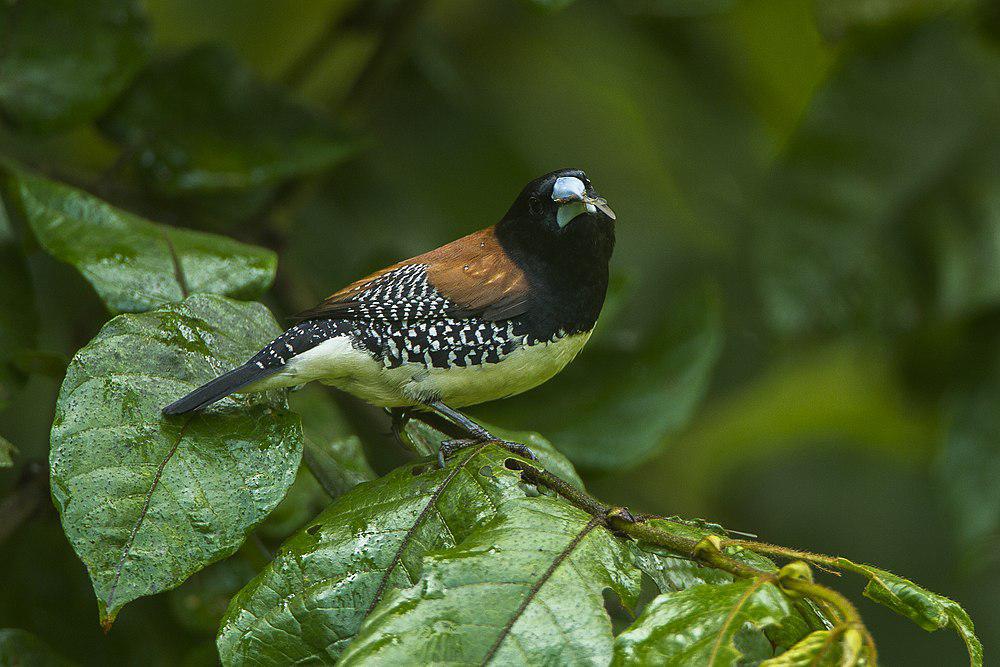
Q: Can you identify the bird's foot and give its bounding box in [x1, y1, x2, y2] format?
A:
[437, 435, 537, 468]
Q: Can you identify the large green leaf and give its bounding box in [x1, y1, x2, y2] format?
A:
[479, 285, 722, 470]
[217, 440, 582, 665]
[831, 558, 983, 666]
[4, 169, 276, 313]
[0, 0, 150, 131]
[340, 495, 642, 665]
[0, 629, 74, 667]
[0, 196, 36, 405]
[760, 630, 850, 666]
[753, 20, 1000, 336]
[50, 295, 302, 627]
[612, 579, 797, 666]
[100, 45, 355, 195]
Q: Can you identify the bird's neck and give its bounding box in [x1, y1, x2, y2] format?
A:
[495, 217, 614, 338]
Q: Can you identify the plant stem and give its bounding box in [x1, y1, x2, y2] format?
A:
[508, 456, 877, 664]
[302, 437, 340, 500]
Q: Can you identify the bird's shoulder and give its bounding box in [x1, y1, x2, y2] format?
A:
[293, 226, 530, 322]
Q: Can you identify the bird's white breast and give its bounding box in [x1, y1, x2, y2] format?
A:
[253, 331, 592, 408]
[399, 331, 592, 407]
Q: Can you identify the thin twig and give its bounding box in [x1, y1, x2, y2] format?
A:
[506, 457, 877, 663]
[301, 437, 340, 499]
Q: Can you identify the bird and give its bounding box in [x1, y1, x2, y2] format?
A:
[163, 168, 616, 461]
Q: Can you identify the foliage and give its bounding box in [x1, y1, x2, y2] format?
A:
[0, 0, 150, 131]
[50, 295, 302, 627]
[3, 168, 277, 313]
[0, 0, 996, 665]
[611, 579, 796, 665]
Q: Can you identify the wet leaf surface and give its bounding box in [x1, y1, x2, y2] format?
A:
[217, 441, 581, 665]
[340, 495, 641, 665]
[50, 295, 302, 626]
[4, 169, 276, 313]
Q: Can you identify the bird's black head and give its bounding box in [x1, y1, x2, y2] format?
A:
[503, 168, 616, 234]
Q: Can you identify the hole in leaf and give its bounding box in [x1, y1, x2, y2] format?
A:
[603, 588, 634, 635]
[306, 525, 321, 536]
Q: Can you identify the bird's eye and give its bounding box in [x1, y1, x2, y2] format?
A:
[528, 196, 543, 216]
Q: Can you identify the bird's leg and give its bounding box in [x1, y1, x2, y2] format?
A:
[425, 400, 537, 467]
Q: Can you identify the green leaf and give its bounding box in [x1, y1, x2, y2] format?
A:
[0, 0, 150, 131]
[760, 630, 848, 666]
[612, 579, 796, 666]
[627, 519, 756, 594]
[4, 169, 277, 313]
[288, 388, 376, 500]
[49, 295, 302, 627]
[100, 45, 356, 196]
[0, 434, 15, 468]
[0, 196, 36, 405]
[831, 558, 982, 666]
[0, 628, 74, 667]
[479, 285, 722, 470]
[340, 495, 642, 665]
[402, 418, 585, 489]
[753, 20, 1000, 336]
[217, 444, 579, 665]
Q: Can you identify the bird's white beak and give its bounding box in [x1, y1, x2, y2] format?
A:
[583, 195, 616, 221]
[552, 176, 615, 226]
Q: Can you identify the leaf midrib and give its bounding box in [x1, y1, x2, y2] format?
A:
[481, 515, 603, 666]
[364, 442, 492, 616]
[705, 578, 768, 666]
[104, 416, 192, 621]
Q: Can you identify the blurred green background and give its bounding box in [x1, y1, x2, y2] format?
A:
[1, 0, 998, 664]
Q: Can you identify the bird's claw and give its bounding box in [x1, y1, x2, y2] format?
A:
[436, 436, 537, 468]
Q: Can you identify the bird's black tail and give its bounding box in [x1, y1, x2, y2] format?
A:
[162, 363, 278, 415]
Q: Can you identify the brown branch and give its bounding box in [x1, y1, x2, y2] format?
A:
[506, 457, 877, 664]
